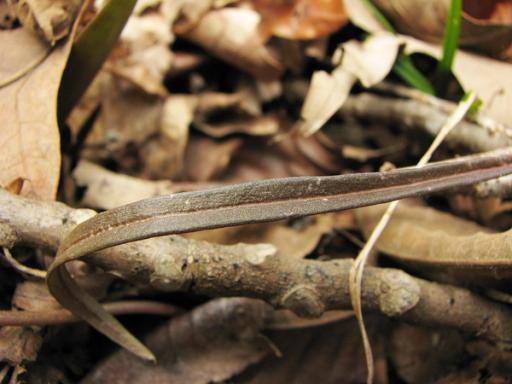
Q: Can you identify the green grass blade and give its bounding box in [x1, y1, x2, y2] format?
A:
[434, 0, 462, 95]
[359, 0, 396, 32]
[393, 54, 435, 95]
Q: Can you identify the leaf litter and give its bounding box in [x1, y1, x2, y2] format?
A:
[1, 0, 512, 382]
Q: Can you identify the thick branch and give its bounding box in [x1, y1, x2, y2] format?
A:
[1, 189, 511, 345]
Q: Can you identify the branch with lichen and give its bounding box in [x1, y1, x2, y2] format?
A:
[1, 188, 511, 346]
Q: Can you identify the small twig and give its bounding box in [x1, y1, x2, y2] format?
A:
[341, 93, 512, 152]
[349, 92, 477, 383]
[2, 247, 47, 279]
[374, 82, 512, 137]
[0, 300, 182, 326]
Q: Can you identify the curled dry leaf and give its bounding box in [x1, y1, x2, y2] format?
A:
[253, 0, 348, 40]
[177, 7, 284, 80]
[297, 32, 400, 136]
[9, 0, 80, 44]
[195, 115, 280, 138]
[372, 0, 512, 56]
[91, 75, 163, 153]
[184, 135, 243, 181]
[139, 95, 196, 179]
[355, 202, 512, 288]
[106, 9, 175, 96]
[0, 10, 82, 199]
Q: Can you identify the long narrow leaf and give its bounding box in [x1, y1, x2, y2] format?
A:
[58, 0, 137, 122]
[47, 148, 512, 360]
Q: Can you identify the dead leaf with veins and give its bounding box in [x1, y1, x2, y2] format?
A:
[0, 14, 81, 199]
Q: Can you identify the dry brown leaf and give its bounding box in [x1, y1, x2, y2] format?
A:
[12, 281, 61, 312]
[81, 298, 272, 384]
[140, 94, 195, 178]
[183, 135, 243, 181]
[187, 211, 353, 259]
[195, 115, 280, 138]
[0, 327, 43, 364]
[389, 324, 464, 383]
[372, 0, 512, 56]
[10, 0, 80, 44]
[297, 68, 355, 136]
[0, 28, 49, 87]
[73, 160, 175, 208]
[297, 32, 399, 136]
[106, 11, 175, 97]
[0, 29, 76, 199]
[355, 202, 512, 287]
[267, 310, 354, 330]
[221, 135, 339, 182]
[177, 7, 284, 80]
[253, 0, 349, 40]
[90, 75, 163, 152]
[236, 316, 388, 384]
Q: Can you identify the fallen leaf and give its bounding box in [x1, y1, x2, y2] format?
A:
[0, 327, 43, 364]
[73, 160, 175, 208]
[195, 115, 280, 138]
[389, 323, 465, 383]
[297, 32, 399, 136]
[12, 281, 61, 312]
[81, 298, 273, 384]
[0, 30, 74, 199]
[236, 316, 388, 384]
[183, 135, 243, 181]
[105, 10, 175, 96]
[254, 0, 349, 40]
[177, 7, 284, 80]
[0, 28, 50, 87]
[355, 202, 512, 288]
[187, 211, 353, 259]
[371, 0, 512, 56]
[139, 95, 196, 178]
